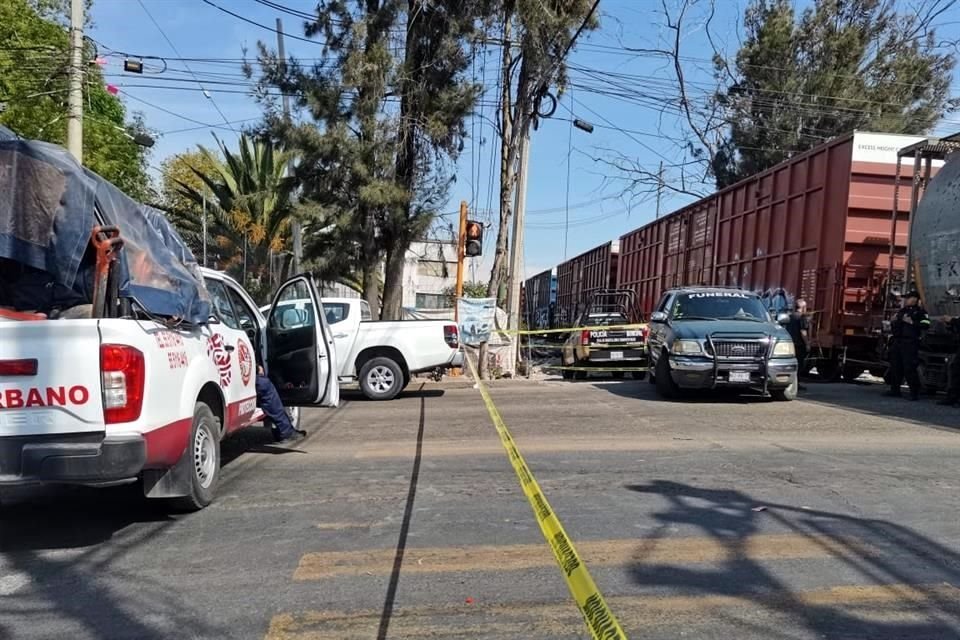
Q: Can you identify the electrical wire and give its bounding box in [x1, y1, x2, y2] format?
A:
[200, 0, 326, 46]
[137, 0, 239, 134]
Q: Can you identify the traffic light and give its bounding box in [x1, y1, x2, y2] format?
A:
[465, 219, 483, 257]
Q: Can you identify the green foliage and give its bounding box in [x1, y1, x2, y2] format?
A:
[713, 0, 957, 188]
[0, 0, 153, 200]
[247, 0, 490, 319]
[442, 281, 488, 306]
[165, 134, 296, 303]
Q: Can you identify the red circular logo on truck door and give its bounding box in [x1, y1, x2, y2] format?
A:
[207, 333, 232, 387]
[237, 340, 253, 386]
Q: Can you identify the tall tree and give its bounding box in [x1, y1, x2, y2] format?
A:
[378, 1, 486, 319]
[713, 0, 957, 187]
[247, 0, 487, 319]
[0, 0, 154, 200]
[477, 0, 600, 378]
[168, 134, 297, 303]
[602, 0, 957, 198]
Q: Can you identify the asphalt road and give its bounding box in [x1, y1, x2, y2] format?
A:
[2, 377, 960, 640]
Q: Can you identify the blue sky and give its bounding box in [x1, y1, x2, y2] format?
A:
[90, 0, 960, 282]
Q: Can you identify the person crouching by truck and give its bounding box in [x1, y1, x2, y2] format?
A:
[885, 290, 931, 401]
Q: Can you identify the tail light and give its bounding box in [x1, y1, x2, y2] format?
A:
[444, 325, 459, 348]
[641, 326, 649, 342]
[100, 344, 145, 424]
[581, 330, 591, 346]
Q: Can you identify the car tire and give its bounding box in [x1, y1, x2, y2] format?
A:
[612, 371, 625, 379]
[632, 370, 647, 381]
[771, 376, 798, 401]
[561, 369, 574, 380]
[655, 352, 678, 399]
[359, 356, 405, 401]
[171, 402, 221, 512]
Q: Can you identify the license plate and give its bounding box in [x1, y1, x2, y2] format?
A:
[729, 371, 751, 383]
[610, 351, 623, 360]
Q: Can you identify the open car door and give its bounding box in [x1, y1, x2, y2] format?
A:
[265, 275, 339, 407]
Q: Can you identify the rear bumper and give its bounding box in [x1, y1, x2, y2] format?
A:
[415, 350, 464, 373]
[0, 433, 146, 486]
[668, 356, 797, 389]
[585, 347, 647, 364]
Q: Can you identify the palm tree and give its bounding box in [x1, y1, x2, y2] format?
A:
[171, 133, 297, 302]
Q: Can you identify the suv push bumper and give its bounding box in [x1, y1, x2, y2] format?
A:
[669, 356, 797, 389]
[0, 434, 146, 486]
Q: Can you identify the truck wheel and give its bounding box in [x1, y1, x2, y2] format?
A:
[772, 376, 798, 401]
[573, 361, 588, 380]
[655, 353, 678, 399]
[359, 357, 405, 401]
[171, 402, 221, 511]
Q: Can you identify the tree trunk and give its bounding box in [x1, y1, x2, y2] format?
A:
[380, 0, 419, 321]
[362, 259, 381, 320]
[380, 241, 408, 320]
[479, 14, 515, 381]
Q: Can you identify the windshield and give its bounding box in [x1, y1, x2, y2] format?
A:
[672, 292, 770, 321]
[583, 312, 628, 326]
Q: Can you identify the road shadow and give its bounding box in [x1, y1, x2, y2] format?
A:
[339, 388, 446, 401]
[0, 487, 225, 639]
[799, 383, 960, 433]
[0, 483, 172, 551]
[593, 380, 771, 404]
[377, 392, 427, 639]
[625, 480, 960, 639]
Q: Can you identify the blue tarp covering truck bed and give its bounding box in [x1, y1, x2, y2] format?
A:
[0, 125, 211, 324]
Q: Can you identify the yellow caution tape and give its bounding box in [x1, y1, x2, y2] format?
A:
[465, 356, 629, 640]
[507, 323, 648, 336]
[543, 366, 649, 372]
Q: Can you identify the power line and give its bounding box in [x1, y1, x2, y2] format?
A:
[137, 0, 238, 134]
[200, 0, 327, 46]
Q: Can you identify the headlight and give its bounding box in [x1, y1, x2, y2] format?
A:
[672, 339, 703, 355]
[773, 340, 795, 357]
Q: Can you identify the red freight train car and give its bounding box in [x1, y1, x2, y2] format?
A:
[555, 241, 619, 328]
[617, 131, 933, 378]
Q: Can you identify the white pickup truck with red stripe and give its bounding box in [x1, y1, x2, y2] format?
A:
[0, 270, 338, 510]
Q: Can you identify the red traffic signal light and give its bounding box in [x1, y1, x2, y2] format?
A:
[465, 220, 483, 257]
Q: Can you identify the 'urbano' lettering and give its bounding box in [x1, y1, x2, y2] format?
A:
[0, 386, 90, 409]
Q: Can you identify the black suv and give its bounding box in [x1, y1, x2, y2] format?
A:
[647, 287, 799, 401]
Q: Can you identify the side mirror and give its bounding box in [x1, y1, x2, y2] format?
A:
[651, 311, 668, 323]
[776, 312, 790, 325]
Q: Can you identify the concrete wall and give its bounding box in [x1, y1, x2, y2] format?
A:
[402, 240, 458, 309]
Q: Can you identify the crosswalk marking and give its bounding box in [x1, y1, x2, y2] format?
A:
[264, 583, 960, 640]
[292, 533, 873, 581]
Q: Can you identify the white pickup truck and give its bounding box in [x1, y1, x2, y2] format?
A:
[0, 269, 339, 510]
[260, 298, 462, 400]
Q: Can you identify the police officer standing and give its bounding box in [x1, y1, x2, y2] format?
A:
[885, 290, 931, 400]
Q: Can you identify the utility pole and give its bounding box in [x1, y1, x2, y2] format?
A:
[655, 160, 664, 219]
[451, 200, 468, 378]
[276, 18, 302, 274]
[454, 200, 468, 322]
[202, 191, 208, 267]
[67, 0, 84, 162]
[505, 132, 530, 377]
